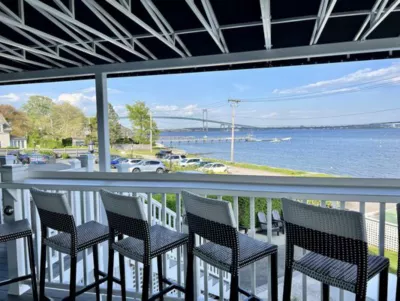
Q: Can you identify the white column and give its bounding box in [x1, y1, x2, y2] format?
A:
[0, 165, 30, 295]
[95, 72, 110, 172]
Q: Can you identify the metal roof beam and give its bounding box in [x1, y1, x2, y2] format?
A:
[141, 0, 189, 57]
[201, 0, 228, 52]
[60, 46, 94, 66]
[0, 63, 22, 72]
[0, 34, 81, 66]
[260, 0, 272, 49]
[0, 50, 52, 68]
[360, 0, 400, 40]
[106, 0, 185, 57]
[311, 0, 337, 45]
[1, 37, 400, 84]
[25, 0, 148, 61]
[186, 0, 227, 53]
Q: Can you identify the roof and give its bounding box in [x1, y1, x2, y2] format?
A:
[0, 0, 399, 84]
[0, 113, 10, 128]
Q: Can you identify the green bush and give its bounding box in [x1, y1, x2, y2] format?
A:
[61, 153, 70, 159]
[38, 150, 55, 157]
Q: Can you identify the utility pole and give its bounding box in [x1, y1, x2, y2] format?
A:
[149, 111, 153, 154]
[228, 99, 240, 162]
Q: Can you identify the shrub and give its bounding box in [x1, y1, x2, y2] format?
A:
[61, 153, 70, 159]
[38, 150, 55, 157]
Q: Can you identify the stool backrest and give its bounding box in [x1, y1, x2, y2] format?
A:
[30, 188, 76, 234]
[182, 191, 237, 249]
[100, 189, 149, 240]
[282, 198, 367, 265]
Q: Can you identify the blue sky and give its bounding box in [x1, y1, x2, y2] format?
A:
[1, 58, 400, 129]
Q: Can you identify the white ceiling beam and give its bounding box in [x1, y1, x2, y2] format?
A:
[201, 0, 229, 52]
[375, 0, 389, 21]
[106, 0, 186, 57]
[2, 37, 400, 84]
[0, 13, 114, 63]
[186, 0, 226, 53]
[311, 0, 337, 44]
[133, 38, 157, 60]
[54, 0, 74, 17]
[25, 0, 148, 60]
[60, 46, 94, 66]
[142, 0, 190, 57]
[0, 63, 23, 72]
[353, 0, 383, 40]
[118, 0, 130, 10]
[141, 0, 174, 44]
[82, 0, 133, 50]
[0, 51, 52, 68]
[0, 41, 24, 59]
[360, 0, 400, 40]
[0, 68, 12, 73]
[260, 0, 272, 49]
[0, 35, 81, 66]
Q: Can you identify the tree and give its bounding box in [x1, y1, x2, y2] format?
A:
[126, 101, 159, 144]
[50, 102, 86, 139]
[22, 95, 54, 137]
[0, 105, 30, 137]
[108, 103, 122, 144]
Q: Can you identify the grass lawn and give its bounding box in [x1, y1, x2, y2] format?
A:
[385, 209, 398, 224]
[369, 245, 398, 274]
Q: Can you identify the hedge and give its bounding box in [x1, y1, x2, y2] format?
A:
[152, 194, 282, 229]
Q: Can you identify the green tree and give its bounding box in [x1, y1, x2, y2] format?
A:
[108, 103, 122, 144]
[0, 105, 30, 137]
[126, 101, 159, 144]
[22, 95, 54, 137]
[51, 102, 86, 139]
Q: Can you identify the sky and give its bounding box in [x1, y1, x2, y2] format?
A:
[1, 58, 400, 129]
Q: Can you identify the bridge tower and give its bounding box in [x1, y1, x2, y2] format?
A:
[202, 109, 208, 132]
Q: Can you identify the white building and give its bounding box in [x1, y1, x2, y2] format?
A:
[0, 114, 27, 149]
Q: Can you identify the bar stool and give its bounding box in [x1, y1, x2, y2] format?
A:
[30, 188, 110, 301]
[282, 198, 389, 301]
[182, 191, 278, 301]
[0, 219, 38, 300]
[99, 189, 188, 301]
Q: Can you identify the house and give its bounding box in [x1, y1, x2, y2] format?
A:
[0, 113, 27, 149]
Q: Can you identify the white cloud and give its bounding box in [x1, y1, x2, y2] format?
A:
[274, 63, 400, 95]
[79, 87, 121, 94]
[0, 93, 20, 102]
[261, 112, 278, 118]
[152, 104, 200, 117]
[113, 105, 128, 117]
[57, 93, 95, 106]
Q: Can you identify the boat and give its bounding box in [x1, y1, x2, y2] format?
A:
[270, 138, 281, 143]
[281, 137, 292, 141]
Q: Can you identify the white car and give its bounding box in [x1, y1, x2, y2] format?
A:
[180, 158, 202, 167]
[166, 155, 186, 163]
[123, 159, 143, 165]
[128, 160, 166, 173]
[199, 163, 229, 173]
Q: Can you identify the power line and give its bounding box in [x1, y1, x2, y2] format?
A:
[236, 107, 400, 121]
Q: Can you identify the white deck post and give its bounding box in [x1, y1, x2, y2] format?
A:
[0, 165, 30, 295]
[95, 72, 111, 172]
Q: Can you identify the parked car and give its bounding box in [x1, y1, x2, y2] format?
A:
[199, 163, 228, 173]
[110, 157, 127, 169]
[21, 153, 50, 164]
[95, 155, 118, 164]
[123, 158, 143, 165]
[156, 150, 172, 159]
[166, 155, 187, 163]
[198, 161, 212, 167]
[129, 160, 166, 173]
[180, 158, 202, 167]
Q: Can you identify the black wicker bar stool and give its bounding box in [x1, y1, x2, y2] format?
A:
[282, 198, 389, 301]
[0, 219, 38, 300]
[30, 188, 110, 301]
[182, 191, 278, 301]
[99, 189, 188, 301]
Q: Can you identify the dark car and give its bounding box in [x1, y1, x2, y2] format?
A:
[19, 153, 50, 165]
[156, 150, 172, 159]
[111, 157, 126, 169]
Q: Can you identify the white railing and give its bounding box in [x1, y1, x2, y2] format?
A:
[1, 167, 400, 300]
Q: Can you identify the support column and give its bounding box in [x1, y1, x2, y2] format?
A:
[95, 72, 110, 172]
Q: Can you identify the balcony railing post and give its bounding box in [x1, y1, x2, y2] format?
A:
[0, 165, 30, 295]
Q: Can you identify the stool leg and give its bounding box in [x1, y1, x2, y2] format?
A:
[39, 244, 46, 300]
[322, 283, 329, 301]
[185, 252, 194, 301]
[119, 253, 126, 301]
[282, 266, 293, 301]
[142, 264, 150, 301]
[93, 245, 100, 301]
[229, 273, 239, 301]
[157, 255, 164, 301]
[107, 247, 114, 301]
[27, 235, 38, 301]
[270, 252, 278, 301]
[69, 256, 77, 301]
[378, 266, 388, 301]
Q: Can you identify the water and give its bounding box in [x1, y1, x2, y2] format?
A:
[160, 128, 400, 178]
